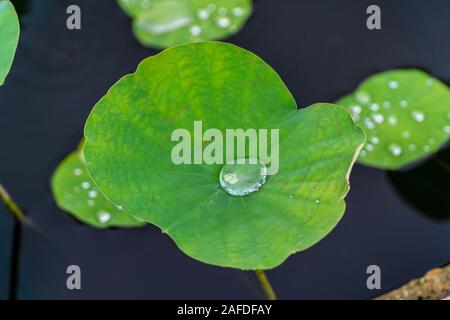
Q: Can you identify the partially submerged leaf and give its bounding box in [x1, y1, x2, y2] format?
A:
[84, 42, 365, 269]
[118, 0, 253, 48]
[51, 148, 145, 229]
[0, 0, 20, 85]
[337, 69, 450, 170]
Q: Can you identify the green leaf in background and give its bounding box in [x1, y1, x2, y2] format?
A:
[83, 42, 365, 269]
[118, 0, 252, 48]
[51, 147, 145, 229]
[0, 0, 20, 85]
[337, 69, 450, 170]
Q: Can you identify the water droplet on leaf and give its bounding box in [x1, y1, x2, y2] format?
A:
[97, 211, 111, 224]
[219, 158, 267, 197]
[411, 111, 425, 122]
[198, 9, 209, 20]
[388, 143, 402, 157]
[388, 80, 399, 89]
[364, 118, 375, 129]
[88, 190, 98, 198]
[372, 114, 384, 124]
[190, 25, 202, 36]
[370, 103, 380, 111]
[399, 100, 408, 108]
[387, 116, 398, 126]
[217, 17, 231, 28]
[233, 7, 244, 16]
[402, 131, 410, 139]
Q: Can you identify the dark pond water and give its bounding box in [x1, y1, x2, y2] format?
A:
[0, 0, 449, 299]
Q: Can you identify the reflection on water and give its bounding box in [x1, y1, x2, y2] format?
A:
[388, 147, 450, 221]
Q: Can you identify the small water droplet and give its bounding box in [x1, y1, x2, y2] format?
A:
[356, 91, 370, 104]
[388, 80, 399, 89]
[315, 199, 320, 204]
[81, 182, 90, 190]
[370, 103, 380, 111]
[88, 190, 98, 198]
[408, 144, 416, 151]
[364, 118, 375, 129]
[383, 101, 391, 109]
[444, 125, 450, 133]
[399, 100, 408, 108]
[73, 168, 83, 176]
[351, 105, 362, 114]
[411, 111, 425, 122]
[97, 211, 111, 224]
[388, 143, 402, 157]
[198, 9, 209, 20]
[428, 138, 435, 145]
[218, 7, 228, 15]
[366, 143, 374, 151]
[217, 17, 231, 28]
[190, 25, 202, 36]
[233, 7, 244, 16]
[372, 113, 384, 124]
[387, 116, 398, 126]
[73, 187, 81, 193]
[116, 205, 124, 211]
[370, 136, 380, 144]
[426, 78, 434, 86]
[423, 145, 430, 152]
[88, 199, 95, 207]
[360, 150, 367, 158]
[402, 131, 410, 139]
[219, 158, 267, 197]
[139, 0, 151, 9]
[289, 195, 294, 199]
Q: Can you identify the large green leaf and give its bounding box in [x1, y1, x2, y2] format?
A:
[337, 69, 450, 170]
[118, 0, 252, 48]
[51, 147, 145, 229]
[83, 42, 365, 269]
[0, 0, 20, 85]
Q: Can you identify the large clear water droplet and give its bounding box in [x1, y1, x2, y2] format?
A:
[219, 158, 267, 197]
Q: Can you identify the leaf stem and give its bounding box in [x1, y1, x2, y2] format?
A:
[0, 183, 25, 300]
[0, 183, 26, 221]
[255, 270, 277, 300]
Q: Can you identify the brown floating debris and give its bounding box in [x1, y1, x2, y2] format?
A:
[376, 264, 450, 300]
